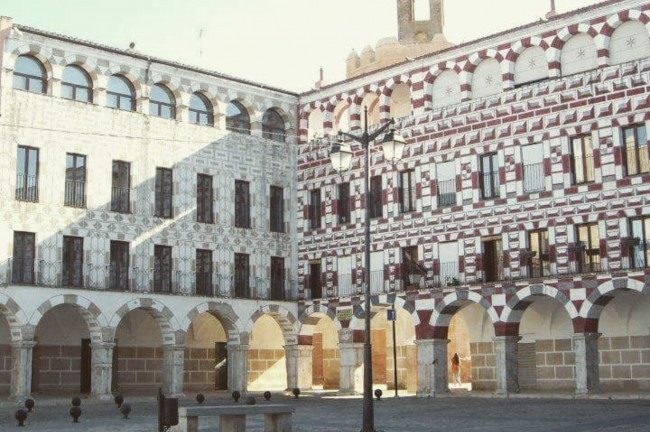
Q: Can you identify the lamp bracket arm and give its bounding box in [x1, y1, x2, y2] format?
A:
[368, 118, 395, 143]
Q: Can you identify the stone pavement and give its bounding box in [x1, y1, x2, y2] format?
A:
[3, 392, 650, 431]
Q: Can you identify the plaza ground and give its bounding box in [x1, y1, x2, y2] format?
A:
[3, 391, 650, 431]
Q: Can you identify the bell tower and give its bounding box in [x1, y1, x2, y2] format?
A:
[396, 0, 445, 44]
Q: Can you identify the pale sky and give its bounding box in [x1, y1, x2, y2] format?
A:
[0, 0, 605, 92]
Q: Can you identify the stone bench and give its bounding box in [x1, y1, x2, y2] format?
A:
[170, 404, 295, 432]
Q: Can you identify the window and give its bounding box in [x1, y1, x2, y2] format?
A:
[629, 218, 650, 269]
[436, 162, 456, 208]
[149, 84, 175, 119]
[197, 174, 214, 223]
[189, 92, 213, 126]
[482, 237, 503, 283]
[154, 245, 172, 293]
[234, 253, 250, 298]
[270, 186, 284, 233]
[13, 55, 46, 93]
[271, 257, 285, 300]
[16, 146, 39, 202]
[308, 261, 322, 299]
[65, 153, 86, 207]
[480, 153, 500, 199]
[106, 75, 135, 111]
[438, 242, 459, 286]
[622, 124, 649, 176]
[399, 169, 416, 213]
[575, 223, 600, 273]
[196, 249, 213, 296]
[309, 189, 321, 229]
[62, 236, 83, 287]
[402, 246, 425, 289]
[61, 65, 92, 103]
[526, 230, 550, 278]
[522, 143, 545, 193]
[262, 109, 285, 142]
[226, 101, 250, 134]
[12, 231, 35, 284]
[235, 180, 251, 228]
[111, 161, 130, 213]
[338, 182, 351, 225]
[155, 168, 173, 218]
[369, 175, 383, 218]
[570, 135, 595, 185]
[109, 240, 129, 291]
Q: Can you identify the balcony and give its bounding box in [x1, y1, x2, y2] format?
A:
[15, 174, 38, 202]
[0, 259, 298, 301]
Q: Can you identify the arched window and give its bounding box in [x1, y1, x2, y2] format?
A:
[189, 92, 213, 126]
[262, 109, 285, 143]
[61, 65, 92, 102]
[106, 75, 135, 111]
[226, 101, 250, 135]
[149, 84, 175, 119]
[13, 55, 47, 94]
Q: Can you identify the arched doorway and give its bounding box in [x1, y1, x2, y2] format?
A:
[370, 305, 416, 394]
[518, 295, 574, 391]
[184, 312, 228, 392]
[248, 314, 287, 391]
[309, 313, 339, 391]
[598, 290, 650, 391]
[114, 308, 163, 395]
[32, 304, 91, 395]
[448, 303, 495, 390]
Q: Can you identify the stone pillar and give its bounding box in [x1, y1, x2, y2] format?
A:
[285, 344, 312, 391]
[573, 333, 601, 394]
[493, 336, 521, 394]
[227, 344, 249, 392]
[162, 344, 185, 397]
[415, 338, 450, 396]
[338, 342, 364, 395]
[90, 342, 114, 400]
[10, 340, 35, 399]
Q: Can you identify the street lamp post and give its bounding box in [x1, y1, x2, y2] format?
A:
[329, 107, 405, 432]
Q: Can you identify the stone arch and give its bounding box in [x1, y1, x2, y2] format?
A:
[510, 43, 551, 86]
[148, 75, 182, 113]
[429, 68, 462, 110]
[429, 291, 499, 337]
[109, 298, 183, 345]
[469, 56, 504, 99]
[0, 293, 28, 342]
[265, 105, 296, 132]
[501, 284, 578, 335]
[31, 294, 107, 343]
[607, 17, 650, 65]
[579, 278, 649, 326]
[386, 80, 413, 120]
[298, 303, 341, 341]
[107, 64, 144, 101]
[555, 24, 600, 76]
[182, 301, 244, 344]
[348, 295, 415, 333]
[188, 85, 219, 118]
[9, 45, 55, 88]
[246, 304, 298, 345]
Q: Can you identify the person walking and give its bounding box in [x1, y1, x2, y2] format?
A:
[451, 352, 461, 386]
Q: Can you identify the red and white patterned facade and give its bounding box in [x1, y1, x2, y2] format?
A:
[296, 0, 650, 395]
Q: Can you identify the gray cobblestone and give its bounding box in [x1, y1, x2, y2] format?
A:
[3, 393, 650, 431]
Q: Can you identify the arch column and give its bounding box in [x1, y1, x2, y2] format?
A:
[416, 338, 449, 396]
[162, 344, 185, 397]
[573, 332, 601, 394]
[493, 335, 521, 394]
[284, 344, 312, 391]
[338, 341, 363, 395]
[227, 344, 249, 392]
[91, 342, 114, 400]
[10, 340, 36, 399]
